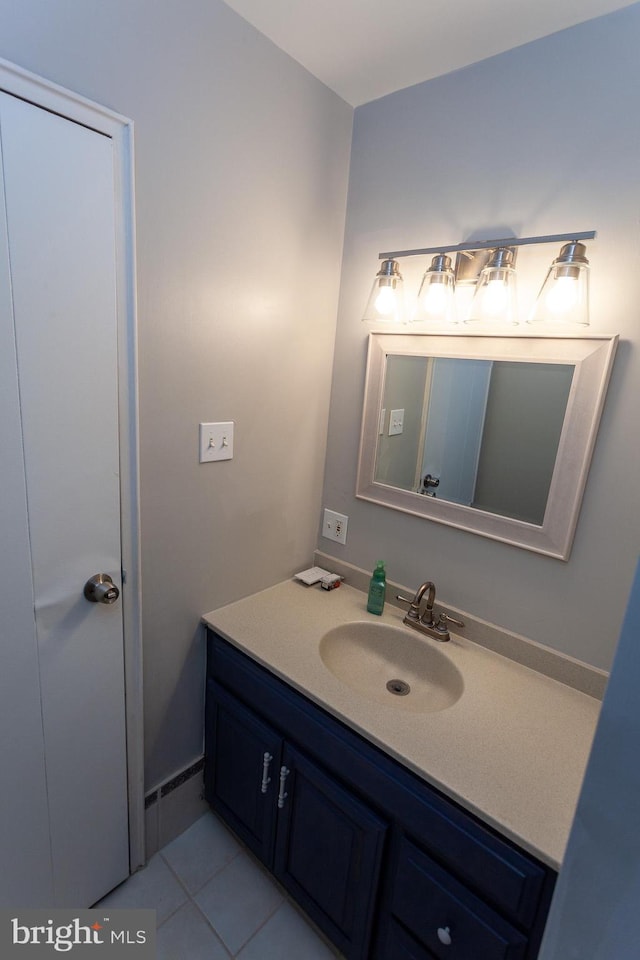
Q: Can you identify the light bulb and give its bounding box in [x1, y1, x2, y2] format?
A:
[362, 258, 405, 323]
[545, 276, 579, 315]
[528, 242, 590, 327]
[467, 247, 517, 325]
[422, 282, 449, 316]
[374, 284, 397, 316]
[480, 279, 509, 317]
[415, 254, 455, 324]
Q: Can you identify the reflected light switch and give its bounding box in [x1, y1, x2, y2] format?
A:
[389, 409, 404, 436]
[199, 422, 234, 462]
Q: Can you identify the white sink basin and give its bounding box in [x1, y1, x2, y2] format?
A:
[319, 620, 463, 713]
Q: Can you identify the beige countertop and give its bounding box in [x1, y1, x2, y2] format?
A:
[203, 579, 601, 871]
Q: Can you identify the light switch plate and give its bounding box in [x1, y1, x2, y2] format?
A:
[389, 408, 404, 436]
[199, 422, 234, 462]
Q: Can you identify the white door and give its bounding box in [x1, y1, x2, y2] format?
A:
[0, 91, 130, 907]
[420, 358, 492, 505]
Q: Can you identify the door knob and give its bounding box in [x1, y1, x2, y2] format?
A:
[84, 574, 120, 604]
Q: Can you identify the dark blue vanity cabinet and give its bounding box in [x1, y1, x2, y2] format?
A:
[205, 645, 386, 958]
[205, 631, 556, 960]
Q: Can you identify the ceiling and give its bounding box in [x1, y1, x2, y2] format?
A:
[223, 0, 637, 106]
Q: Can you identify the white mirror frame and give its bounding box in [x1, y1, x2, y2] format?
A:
[357, 333, 618, 560]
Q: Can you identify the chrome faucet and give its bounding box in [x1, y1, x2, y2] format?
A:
[396, 580, 464, 642]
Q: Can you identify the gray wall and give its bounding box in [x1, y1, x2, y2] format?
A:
[321, 4, 640, 671]
[538, 557, 640, 959]
[0, 0, 352, 788]
[473, 362, 574, 524]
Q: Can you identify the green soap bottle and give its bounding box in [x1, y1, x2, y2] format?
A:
[367, 560, 386, 615]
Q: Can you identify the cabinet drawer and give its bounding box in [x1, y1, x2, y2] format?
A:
[392, 837, 528, 960]
[401, 789, 545, 928]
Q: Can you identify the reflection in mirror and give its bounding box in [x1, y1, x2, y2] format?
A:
[375, 357, 574, 526]
[358, 333, 618, 559]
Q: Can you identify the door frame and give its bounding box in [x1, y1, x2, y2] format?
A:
[0, 56, 144, 873]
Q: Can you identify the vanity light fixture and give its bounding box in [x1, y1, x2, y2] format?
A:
[362, 257, 405, 323]
[363, 230, 595, 327]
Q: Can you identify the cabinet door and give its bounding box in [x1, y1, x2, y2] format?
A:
[274, 744, 387, 960]
[205, 681, 281, 864]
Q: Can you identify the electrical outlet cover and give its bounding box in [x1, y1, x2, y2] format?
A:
[323, 508, 348, 545]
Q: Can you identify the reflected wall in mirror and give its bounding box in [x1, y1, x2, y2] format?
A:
[358, 333, 618, 559]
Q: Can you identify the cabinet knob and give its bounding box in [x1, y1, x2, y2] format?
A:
[437, 926, 452, 946]
[260, 752, 273, 794]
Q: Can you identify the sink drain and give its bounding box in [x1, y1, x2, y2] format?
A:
[386, 678, 411, 697]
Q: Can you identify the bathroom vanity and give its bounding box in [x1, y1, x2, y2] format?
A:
[202, 580, 601, 959]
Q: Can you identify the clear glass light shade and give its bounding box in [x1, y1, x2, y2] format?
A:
[528, 242, 590, 326]
[467, 247, 517, 325]
[362, 258, 405, 323]
[414, 254, 456, 324]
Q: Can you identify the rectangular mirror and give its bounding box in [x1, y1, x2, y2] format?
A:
[357, 333, 618, 559]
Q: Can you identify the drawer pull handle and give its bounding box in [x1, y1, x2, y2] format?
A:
[260, 752, 273, 794]
[437, 926, 452, 946]
[277, 765, 290, 809]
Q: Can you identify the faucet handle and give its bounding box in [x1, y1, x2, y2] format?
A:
[436, 612, 465, 630]
[396, 594, 420, 619]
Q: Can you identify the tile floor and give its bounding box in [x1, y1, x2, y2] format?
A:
[97, 810, 342, 959]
